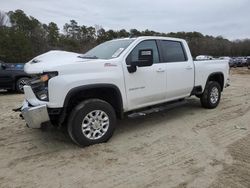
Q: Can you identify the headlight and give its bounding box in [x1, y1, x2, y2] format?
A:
[40, 72, 58, 82]
[40, 74, 49, 82]
[30, 72, 58, 101]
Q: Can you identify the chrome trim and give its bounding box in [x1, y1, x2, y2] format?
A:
[210, 87, 219, 104]
[81, 110, 110, 140]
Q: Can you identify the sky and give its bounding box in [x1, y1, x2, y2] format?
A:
[0, 0, 249, 40]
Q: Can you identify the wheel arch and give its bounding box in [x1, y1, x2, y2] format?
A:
[206, 72, 224, 91]
[62, 84, 124, 122]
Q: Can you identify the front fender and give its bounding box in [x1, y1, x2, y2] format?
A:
[47, 73, 127, 109]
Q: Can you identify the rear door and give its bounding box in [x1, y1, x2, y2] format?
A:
[159, 40, 194, 100]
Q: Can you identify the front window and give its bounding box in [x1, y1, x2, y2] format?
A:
[127, 40, 160, 64]
[80, 39, 135, 60]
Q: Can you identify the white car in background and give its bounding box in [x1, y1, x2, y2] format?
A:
[196, 55, 214, 61]
[219, 57, 233, 66]
[219, 57, 231, 60]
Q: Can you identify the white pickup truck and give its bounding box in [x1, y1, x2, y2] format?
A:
[20, 36, 230, 147]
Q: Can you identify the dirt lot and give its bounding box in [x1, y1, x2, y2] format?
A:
[0, 68, 250, 188]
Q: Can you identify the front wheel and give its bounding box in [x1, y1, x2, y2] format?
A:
[67, 99, 116, 147]
[200, 81, 221, 109]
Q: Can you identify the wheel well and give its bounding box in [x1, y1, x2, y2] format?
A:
[207, 73, 224, 91]
[63, 85, 123, 122]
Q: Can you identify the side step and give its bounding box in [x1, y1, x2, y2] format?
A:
[128, 99, 187, 118]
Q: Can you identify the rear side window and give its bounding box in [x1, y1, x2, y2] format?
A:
[160, 40, 187, 62]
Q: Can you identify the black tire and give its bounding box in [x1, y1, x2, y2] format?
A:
[67, 99, 116, 147]
[200, 81, 221, 109]
[16, 77, 29, 93]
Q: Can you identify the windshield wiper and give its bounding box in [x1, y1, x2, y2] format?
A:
[78, 55, 99, 59]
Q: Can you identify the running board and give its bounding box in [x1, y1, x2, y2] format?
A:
[128, 100, 187, 118]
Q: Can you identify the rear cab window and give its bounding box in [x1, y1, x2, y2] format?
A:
[159, 40, 187, 63]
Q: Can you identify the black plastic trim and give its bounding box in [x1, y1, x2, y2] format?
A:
[206, 72, 225, 91]
[191, 85, 203, 95]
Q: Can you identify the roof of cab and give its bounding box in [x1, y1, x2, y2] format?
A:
[111, 36, 186, 42]
[135, 36, 186, 42]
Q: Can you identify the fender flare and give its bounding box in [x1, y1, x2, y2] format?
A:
[58, 84, 124, 124]
[206, 72, 224, 91]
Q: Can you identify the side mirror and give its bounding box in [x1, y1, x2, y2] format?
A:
[132, 49, 153, 67]
[127, 49, 154, 73]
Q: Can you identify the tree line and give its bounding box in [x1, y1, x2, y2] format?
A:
[0, 10, 249, 63]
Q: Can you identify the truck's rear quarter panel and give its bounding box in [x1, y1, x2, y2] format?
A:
[194, 60, 229, 91]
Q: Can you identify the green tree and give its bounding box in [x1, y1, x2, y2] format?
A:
[46, 22, 60, 48]
[63, 20, 80, 39]
[1, 9, 250, 63]
[130, 29, 141, 37]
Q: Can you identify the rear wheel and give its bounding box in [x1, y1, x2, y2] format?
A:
[67, 99, 116, 147]
[200, 81, 221, 109]
[16, 77, 29, 93]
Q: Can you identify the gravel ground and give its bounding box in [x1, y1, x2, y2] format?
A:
[0, 68, 250, 188]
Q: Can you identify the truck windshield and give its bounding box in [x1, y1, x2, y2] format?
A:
[80, 39, 135, 60]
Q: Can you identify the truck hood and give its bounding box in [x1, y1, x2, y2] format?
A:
[24, 50, 97, 74]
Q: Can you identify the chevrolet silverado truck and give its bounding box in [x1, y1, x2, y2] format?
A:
[20, 36, 230, 147]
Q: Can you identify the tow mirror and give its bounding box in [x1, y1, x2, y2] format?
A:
[127, 49, 153, 73]
[132, 49, 153, 67]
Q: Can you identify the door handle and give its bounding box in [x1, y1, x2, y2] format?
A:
[185, 66, 193, 70]
[156, 68, 165, 73]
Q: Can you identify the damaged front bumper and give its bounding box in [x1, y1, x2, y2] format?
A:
[20, 85, 50, 128]
[21, 100, 50, 128]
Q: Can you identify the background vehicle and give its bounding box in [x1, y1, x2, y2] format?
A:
[0, 62, 30, 93]
[195, 55, 213, 61]
[230, 57, 236, 67]
[247, 57, 250, 69]
[232, 57, 247, 67]
[19, 36, 230, 147]
[219, 57, 234, 67]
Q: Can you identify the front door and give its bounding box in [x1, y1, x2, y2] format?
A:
[123, 40, 167, 110]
